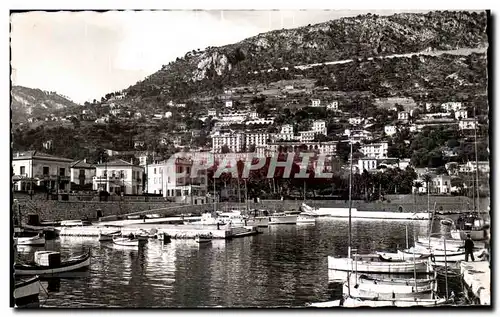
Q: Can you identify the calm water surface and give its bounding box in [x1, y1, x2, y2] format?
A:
[17, 219, 452, 308]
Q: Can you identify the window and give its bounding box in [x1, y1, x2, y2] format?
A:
[20, 166, 25, 175]
[154, 168, 157, 174]
[79, 169, 85, 177]
[120, 170, 124, 178]
[43, 166, 49, 175]
[59, 168, 65, 176]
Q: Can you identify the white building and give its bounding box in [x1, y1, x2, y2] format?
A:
[146, 164, 164, 195]
[384, 125, 398, 136]
[211, 131, 245, 153]
[249, 111, 259, 119]
[245, 132, 269, 147]
[92, 159, 144, 195]
[299, 131, 315, 142]
[165, 111, 173, 118]
[345, 129, 373, 143]
[398, 111, 410, 121]
[459, 118, 477, 130]
[207, 109, 217, 117]
[459, 161, 490, 174]
[360, 142, 389, 159]
[267, 141, 337, 155]
[349, 117, 363, 126]
[326, 101, 339, 111]
[311, 99, 321, 107]
[246, 118, 274, 125]
[312, 120, 327, 135]
[12, 151, 72, 193]
[455, 109, 468, 120]
[441, 102, 462, 112]
[281, 124, 294, 135]
[225, 100, 233, 108]
[358, 158, 378, 173]
[70, 159, 95, 188]
[149, 158, 207, 204]
[413, 174, 451, 194]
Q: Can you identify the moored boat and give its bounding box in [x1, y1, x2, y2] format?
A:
[297, 214, 316, 224]
[308, 296, 448, 307]
[357, 274, 436, 288]
[195, 233, 213, 243]
[14, 275, 40, 308]
[246, 216, 270, 227]
[269, 213, 297, 225]
[343, 278, 435, 300]
[113, 236, 140, 247]
[98, 230, 120, 242]
[328, 255, 431, 282]
[15, 232, 46, 246]
[15, 250, 91, 276]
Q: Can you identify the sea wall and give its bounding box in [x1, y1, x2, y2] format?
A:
[12, 191, 489, 223]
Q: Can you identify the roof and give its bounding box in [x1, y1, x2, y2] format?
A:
[71, 159, 95, 169]
[95, 159, 138, 167]
[13, 151, 73, 162]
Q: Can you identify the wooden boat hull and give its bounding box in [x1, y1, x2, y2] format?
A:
[357, 274, 436, 288]
[269, 215, 297, 225]
[15, 235, 46, 246]
[309, 297, 448, 307]
[15, 252, 91, 276]
[246, 217, 269, 227]
[14, 276, 40, 308]
[297, 215, 316, 224]
[328, 256, 431, 274]
[343, 283, 434, 300]
[450, 229, 485, 241]
[113, 238, 140, 247]
[195, 237, 212, 243]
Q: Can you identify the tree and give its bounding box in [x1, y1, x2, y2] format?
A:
[221, 145, 230, 154]
[422, 174, 433, 214]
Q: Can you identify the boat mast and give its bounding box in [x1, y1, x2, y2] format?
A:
[213, 174, 216, 214]
[348, 138, 353, 259]
[473, 107, 480, 215]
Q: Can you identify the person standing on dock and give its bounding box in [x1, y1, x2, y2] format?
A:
[464, 234, 475, 262]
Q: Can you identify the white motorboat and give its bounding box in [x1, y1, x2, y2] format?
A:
[113, 237, 140, 247]
[15, 232, 46, 246]
[246, 216, 270, 227]
[15, 250, 91, 276]
[269, 213, 297, 225]
[14, 275, 40, 308]
[296, 214, 316, 224]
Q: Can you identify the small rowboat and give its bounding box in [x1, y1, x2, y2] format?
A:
[98, 230, 120, 242]
[195, 234, 213, 243]
[14, 275, 40, 308]
[15, 250, 91, 276]
[113, 237, 140, 247]
[15, 232, 46, 246]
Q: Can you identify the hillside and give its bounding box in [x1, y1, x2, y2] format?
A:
[11, 86, 81, 123]
[125, 11, 488, 104]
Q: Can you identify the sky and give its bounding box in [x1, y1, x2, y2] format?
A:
[10, 9, 431, 104]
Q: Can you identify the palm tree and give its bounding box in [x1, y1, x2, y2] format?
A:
[422, 173, 433, 218]
[413, 181, 423, 213]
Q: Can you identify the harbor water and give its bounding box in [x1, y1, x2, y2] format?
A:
[16, 218, 464, 308]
